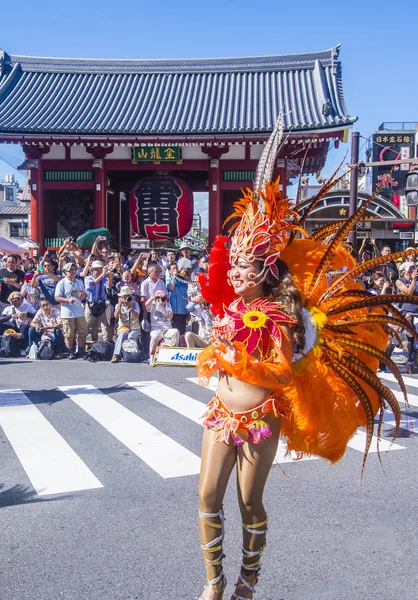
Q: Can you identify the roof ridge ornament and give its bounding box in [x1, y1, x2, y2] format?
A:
[0, 50, 12, 78]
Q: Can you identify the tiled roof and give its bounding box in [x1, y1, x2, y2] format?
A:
[0, 204, 29, 215]
[0, 46, 355, 136]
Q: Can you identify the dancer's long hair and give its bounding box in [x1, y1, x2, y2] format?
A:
[263, 259, 305, 352]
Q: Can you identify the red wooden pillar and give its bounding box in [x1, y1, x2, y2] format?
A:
[29, 162, 40, 247]
[208, 157, 222, 246]
[24, 145, 47, 253]
[87, 146, 113, 230]
[93, 159, 107, 229]
[203, 146, 229, 246]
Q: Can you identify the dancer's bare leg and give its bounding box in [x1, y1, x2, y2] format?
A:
[198, 428, 237, 599]
[232, 415, 281, 599]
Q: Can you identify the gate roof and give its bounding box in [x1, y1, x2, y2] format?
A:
[0, 46, 355, 137]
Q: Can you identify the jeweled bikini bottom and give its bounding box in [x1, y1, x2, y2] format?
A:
[201, 392, 283, 446]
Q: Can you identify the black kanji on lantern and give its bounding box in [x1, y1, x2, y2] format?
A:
[134, 177, 182, 238]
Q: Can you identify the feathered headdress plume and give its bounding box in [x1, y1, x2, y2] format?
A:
[225, 114, 303, 283]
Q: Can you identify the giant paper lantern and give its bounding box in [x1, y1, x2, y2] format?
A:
[130, 175, 194, 240]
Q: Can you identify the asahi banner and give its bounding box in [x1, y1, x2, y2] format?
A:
[152, 346, 203, 366]
[130, 175, 193, 240]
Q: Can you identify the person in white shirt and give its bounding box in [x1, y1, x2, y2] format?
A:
[54, 262, 87, 359]
[145, 291, 179, 363]
[28, 299, 64, 357]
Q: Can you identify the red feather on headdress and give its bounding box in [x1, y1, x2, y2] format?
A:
[198, 236, 237, 318]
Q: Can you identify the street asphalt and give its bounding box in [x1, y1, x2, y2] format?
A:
[0, 358, 417, 600]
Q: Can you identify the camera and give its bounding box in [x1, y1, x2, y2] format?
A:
[160, 297, 167, 303]
[112, 268, 118, 274]
[125, 295, 132, 302]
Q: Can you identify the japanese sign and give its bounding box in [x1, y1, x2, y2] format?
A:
[130, 175, 193, 240]
[372, 131, 415, 197]
[132, 146, 182, 164]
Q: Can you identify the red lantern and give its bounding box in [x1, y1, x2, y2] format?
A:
[130, 175, 194, 240]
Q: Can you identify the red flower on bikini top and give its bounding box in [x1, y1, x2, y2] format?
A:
[213, 297, 295, 359]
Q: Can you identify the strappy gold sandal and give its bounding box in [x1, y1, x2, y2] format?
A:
[198, 508, 227, 600]
[230, 518, 268, 599]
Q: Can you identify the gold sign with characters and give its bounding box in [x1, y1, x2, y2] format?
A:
[132, 146, 182, 164]
[375, 135, 412, 144]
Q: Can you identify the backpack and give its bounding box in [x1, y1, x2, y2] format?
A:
[85, 340, 115, 362]
[37, 339, 54, 360]
[121, 339, 145, 363]
[0, 334, 20, 358]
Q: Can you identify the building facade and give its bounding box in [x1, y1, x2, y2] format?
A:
[0, 46, 356, 252]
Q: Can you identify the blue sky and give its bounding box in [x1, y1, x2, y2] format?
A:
[1, 0, 417, 225]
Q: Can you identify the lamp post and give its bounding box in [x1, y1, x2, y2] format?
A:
[348, 132, 360, 249]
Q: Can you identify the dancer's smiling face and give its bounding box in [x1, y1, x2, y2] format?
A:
[229, 259, 265, 301]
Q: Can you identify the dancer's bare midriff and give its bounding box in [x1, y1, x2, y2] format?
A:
[217, 373, 272, 413]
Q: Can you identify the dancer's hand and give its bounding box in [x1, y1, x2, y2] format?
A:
[214, 336, 237, 364]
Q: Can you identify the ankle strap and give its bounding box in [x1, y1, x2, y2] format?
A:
[242, 518, 268, 534]
[199, 508, 225, 569]
[237, 573, 256, 593]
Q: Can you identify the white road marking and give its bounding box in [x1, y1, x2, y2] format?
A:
[187, 376, 218, 392]
[60, 385, 200, 479]
[132, 381, 317, 463]
[0, 389, 103, 496]
[274, 440, 318, 463]
[127, 381, 204, 424]
[379, 373, 418, 407]
[347, 430, 406, 453]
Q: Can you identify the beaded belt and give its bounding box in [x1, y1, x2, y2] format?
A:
[201, 392, 283, 446]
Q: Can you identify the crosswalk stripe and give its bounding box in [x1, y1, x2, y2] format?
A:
[347, 430, 406, 453]
[187, 376, 218, 392]
[59, 384, 200, 479]
[379, 374, 418, 407]
[0, 389, 103, 496]
[131, 381, 317, 463]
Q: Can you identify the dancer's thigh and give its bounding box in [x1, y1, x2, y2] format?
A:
[199, 428, 237, 512]
[236, 415, 281, 516]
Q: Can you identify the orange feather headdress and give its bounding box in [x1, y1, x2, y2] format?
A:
[224, 115, 303, 282]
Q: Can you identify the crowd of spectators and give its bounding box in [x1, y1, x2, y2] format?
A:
[2, 237, 418, 367]
[357, 239, 418, 367]
[0, 239, 213, 363]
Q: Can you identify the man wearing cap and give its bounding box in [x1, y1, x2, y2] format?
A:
[84, 261, 113, 343]
[396, 262, 418, 308]
[54, 263, 88, 359]
[0, 292, 36, 351]
[111, 286, 141, 363]
[177, 242, 196, 272]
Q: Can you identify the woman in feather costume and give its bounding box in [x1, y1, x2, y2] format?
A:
[195, 115, 418, 600]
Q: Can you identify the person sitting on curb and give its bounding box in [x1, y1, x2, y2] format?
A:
[145, 290, 179, 364]
[111, 286, 141, 363]
[0, 291, 36, 353]
[28, 299, 64, 358]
